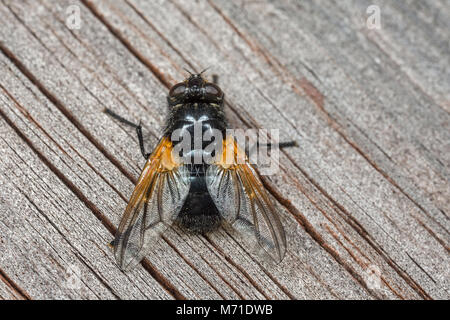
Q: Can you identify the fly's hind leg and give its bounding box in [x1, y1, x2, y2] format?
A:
[104, 108, 150, 159]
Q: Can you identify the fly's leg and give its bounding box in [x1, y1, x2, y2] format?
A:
[104, 108, 139, 128]
[212, 74, 219, 85]
[135, 122, 150, 160]
[264, 141, 298, 149]
[246, 140, 298, 157]
[104, 108, 150, 159]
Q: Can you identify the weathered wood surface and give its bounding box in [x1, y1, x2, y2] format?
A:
[0, 0, 448, 300]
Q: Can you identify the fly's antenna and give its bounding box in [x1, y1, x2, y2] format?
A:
[183, 67, 194, 76]
[199, 66, 211, 75]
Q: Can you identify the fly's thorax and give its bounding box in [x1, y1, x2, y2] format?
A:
[165, 102, 226, 166]
[164, 102, 226, 136]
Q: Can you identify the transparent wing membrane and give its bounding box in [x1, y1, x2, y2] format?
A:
[114, 138, 190, 270]
[206, 138, 286, 263]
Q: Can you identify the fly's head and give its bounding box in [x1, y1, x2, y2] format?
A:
[167, 73, 224, 106]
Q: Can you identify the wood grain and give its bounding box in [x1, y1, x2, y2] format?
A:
[0, 0, 448, 299]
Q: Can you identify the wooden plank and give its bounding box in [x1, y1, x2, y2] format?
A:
[0, 0, 448, 299]
[77, 0, 369, 299]
[0, 57, 173, 300]
[0, 0, 287, 299]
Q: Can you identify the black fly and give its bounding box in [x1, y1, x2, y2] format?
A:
[106, 72, 293, 270]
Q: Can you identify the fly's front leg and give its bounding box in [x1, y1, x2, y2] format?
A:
[135, 121, 151, 159]
[104, 108, 150, 159]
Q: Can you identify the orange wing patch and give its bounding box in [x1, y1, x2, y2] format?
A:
[114, 136, 189, 270]
[148, 137, 180, 171]
[216, 135, 247, 169]
[207, 136, 287, 263]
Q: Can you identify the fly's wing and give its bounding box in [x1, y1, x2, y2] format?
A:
[114, 137, 190, 271]
[206, 137, 286, 263]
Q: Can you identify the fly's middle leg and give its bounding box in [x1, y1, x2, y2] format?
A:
[104, 108, 150, 159]
[246, 140, 298, 157]
[266, 140, 298, 149]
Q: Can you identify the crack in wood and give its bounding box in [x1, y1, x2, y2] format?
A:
[0, 0, 447, 300]
[0, 104, 184, 300]
[0, 267, 31, 300]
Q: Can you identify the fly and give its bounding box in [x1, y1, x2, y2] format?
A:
[105, 71, 295, 271]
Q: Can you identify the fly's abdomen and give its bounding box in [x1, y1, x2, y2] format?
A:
[176, 164, 222, 233]
[167, 103, 226, 233]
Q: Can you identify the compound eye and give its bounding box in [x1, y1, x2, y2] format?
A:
[169, 83, 186, 96]
[204, 83, 221, 96]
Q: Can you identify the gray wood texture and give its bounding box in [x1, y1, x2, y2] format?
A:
[0, 0, 448, 300]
